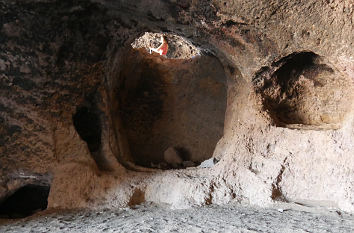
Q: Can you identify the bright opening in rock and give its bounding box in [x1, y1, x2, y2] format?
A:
[0, 184, 50, 219]
[112, 33, 227, 169]
[253, 51, 354, 129]
[131, 32, 200, 59]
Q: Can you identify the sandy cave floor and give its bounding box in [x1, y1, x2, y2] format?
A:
[1, 204, 354, 233]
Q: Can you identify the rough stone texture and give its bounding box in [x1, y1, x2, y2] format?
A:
[0, 0, 353, 219]
[253, 52, 354, 129]
[1, 204, 354, 232]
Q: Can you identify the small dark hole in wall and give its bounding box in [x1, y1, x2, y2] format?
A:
[128, 189, 145, 207]
[73, 98, 113, 171]
[0, 184, 50, 219]
[73, 106, 102, 153]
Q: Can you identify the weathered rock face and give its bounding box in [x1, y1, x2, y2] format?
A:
[0, 0, 353, 216]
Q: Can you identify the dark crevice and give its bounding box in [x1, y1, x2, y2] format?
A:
[271, 158, 288, 201]
[205, 183, 215, 205]
[73, 94, 113, 170]
[0, 184, 50, 219]
[73, 105, 102, 153]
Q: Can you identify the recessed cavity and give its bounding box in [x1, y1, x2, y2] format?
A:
[253, 52, 354, 129]
[112, 34, 227, 169]
[0, 184, 50, 219]
[73, 106, 102, 153]
[73, 101, 112, 170]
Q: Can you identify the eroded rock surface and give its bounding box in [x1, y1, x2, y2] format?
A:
[1, 204, 354, 233]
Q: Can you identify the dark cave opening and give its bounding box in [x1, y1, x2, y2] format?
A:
[73, 102, 114, 171]
[0, 184, 50, 219]
[73, 106, 102, 153]
[114, 47, 227, 169]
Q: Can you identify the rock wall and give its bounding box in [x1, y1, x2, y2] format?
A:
[0, 0, 353, 214]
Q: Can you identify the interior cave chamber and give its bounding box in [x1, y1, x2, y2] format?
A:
[111, 33, 228, 169]
[2, 0, 354, 230]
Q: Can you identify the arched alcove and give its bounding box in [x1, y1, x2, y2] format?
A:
[0, 184, 50, 219]
[112, 33, 228, 169]
[253, 51, 354, 129]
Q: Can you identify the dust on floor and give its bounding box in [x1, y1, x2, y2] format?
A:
[0, 203, 353, 233]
